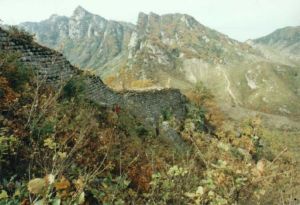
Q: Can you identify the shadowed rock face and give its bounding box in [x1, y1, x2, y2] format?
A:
[0, 27, 187, 126]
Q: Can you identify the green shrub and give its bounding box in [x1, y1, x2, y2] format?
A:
[9, 66, 32, 90]
[135, 124, 148, 137]
[0, 51, 33, 91]
[62, 77, 86, 100]
[186, 105, 207, 132]
[28, 115, 57, 141]
[0, 135, 20, 162]
[161, 108, 172, 121]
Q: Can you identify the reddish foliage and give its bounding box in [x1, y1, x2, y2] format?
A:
[128, 163, 153, 192]
[21, 199, 30, 205]
[114, 104, 121, 114]
[0, 76, 19, 106]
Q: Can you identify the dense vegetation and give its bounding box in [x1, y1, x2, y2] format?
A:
[0, 51, 299, 205]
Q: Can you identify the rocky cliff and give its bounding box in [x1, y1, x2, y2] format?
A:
[19, 7, 300, 119]
[20, 6, 134, 76]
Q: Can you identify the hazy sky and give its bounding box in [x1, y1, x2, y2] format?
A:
[0, 0, 299, 41]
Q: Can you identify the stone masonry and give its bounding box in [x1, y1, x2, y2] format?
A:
[0, 27, 187, 126]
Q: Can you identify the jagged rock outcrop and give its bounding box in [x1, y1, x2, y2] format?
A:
[20, 6, 134, 76]
[19, 8, 300, 119]
[0, 27, 187, 128]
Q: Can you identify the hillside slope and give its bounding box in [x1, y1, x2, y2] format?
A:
[20, 8, 300, 120]
[252, 26, 300, 64]
[0, 26, 299, 205]
[20, 6, 134, 76]
[124, 12, 300, 119]
[0, 26, 187, 131]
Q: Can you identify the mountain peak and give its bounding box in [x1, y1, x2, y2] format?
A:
[73, 6, 90, 18]
[74, 5, 87, 12]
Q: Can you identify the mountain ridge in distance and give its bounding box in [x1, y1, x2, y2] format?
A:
[19, 6, 300, 127]
[250, 26, 300, 65]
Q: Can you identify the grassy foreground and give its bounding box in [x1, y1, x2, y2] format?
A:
[0, 51, 299, 205]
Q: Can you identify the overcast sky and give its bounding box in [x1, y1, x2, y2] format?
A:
[0, 0, 299, 41]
